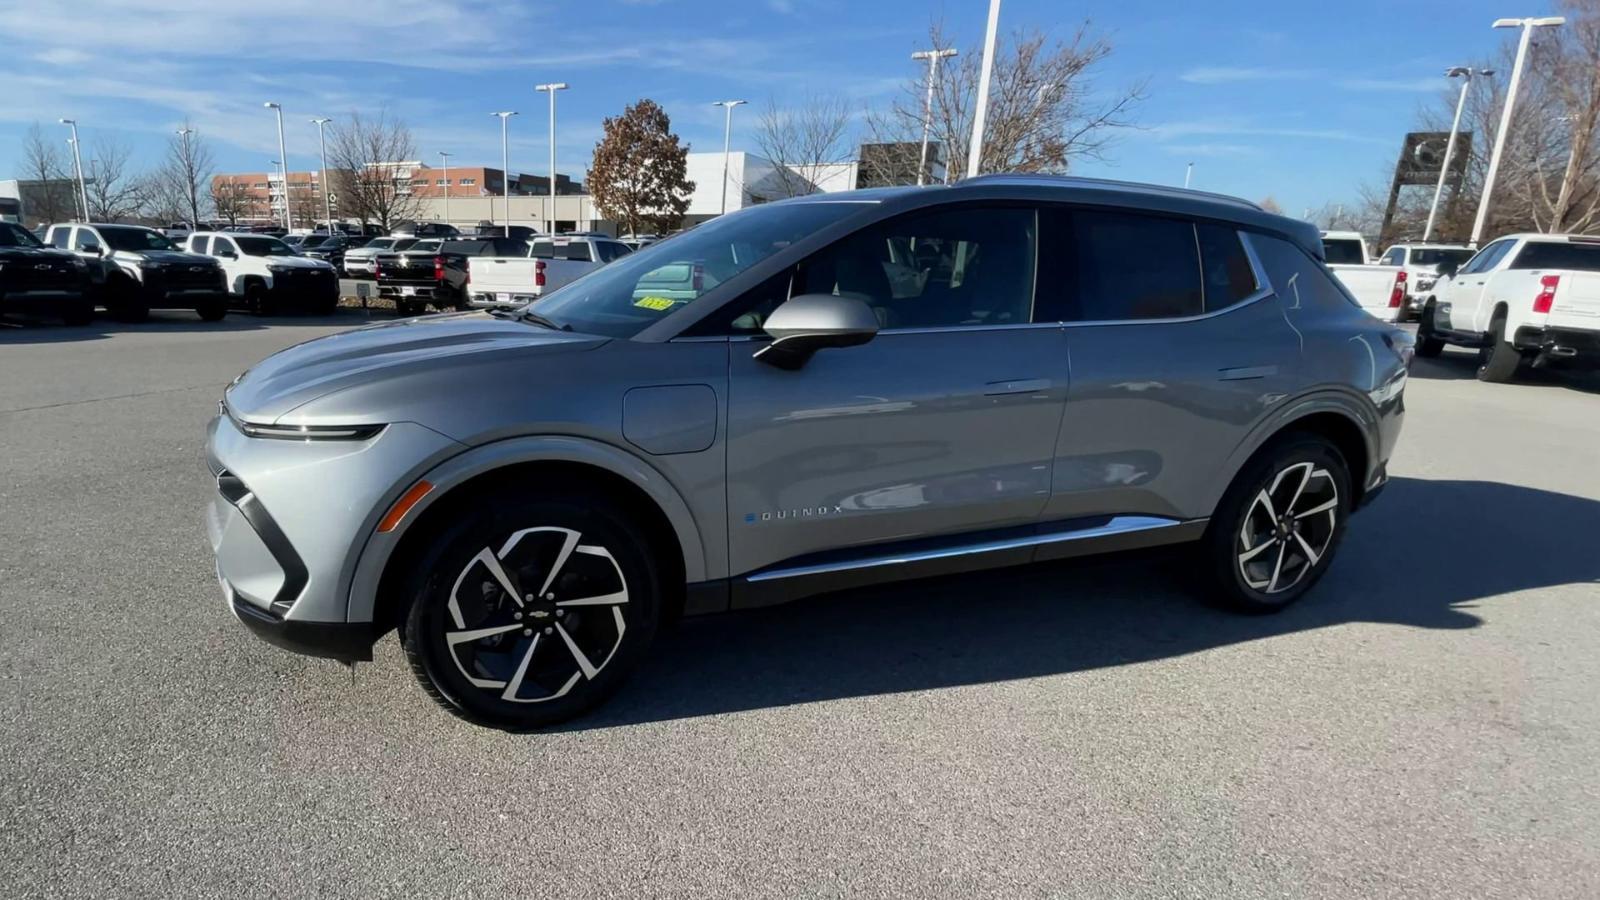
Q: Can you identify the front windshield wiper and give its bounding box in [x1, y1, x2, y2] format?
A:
[507, 308, 571, 330]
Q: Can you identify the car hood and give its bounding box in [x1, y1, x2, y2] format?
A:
[113, 249, 214, 266]
[0, 246, 79, 263]
[225, 312, 607, 423]
[264, 254, 331, 269]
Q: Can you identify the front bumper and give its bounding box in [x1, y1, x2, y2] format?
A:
[1513, 325, 1600, 367]
[343, 257, 377, 276]
[138, 268, 227, 307]
[203, 412, 465, 654]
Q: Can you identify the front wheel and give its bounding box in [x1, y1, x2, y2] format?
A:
[401, 488, 662, 730]
[1415, 302, 1445, 358]
[1200, 435, 1352, 613]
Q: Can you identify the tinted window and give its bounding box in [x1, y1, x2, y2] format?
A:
[529, 240, 555, 259]
[237, 236, 292, 256]
[1411, 248, 1472, 267]
[1460, 239, 1513, 275]
[535, 201, 863, 339]
[299, 235, 329, 249]
[1322, 238, 1366, 265]
[50, 228, 72, 249]
[595, 241, 631, 263]
[1251, 233, 1358, 311]
[559, 242, 593, 262]
[73, 228, 103, 252]
[1195, 223, 1257, 309]
[1037, 208, 1202, 321]
[191, 235, 212, 255]
[98, 226, 173, 252]
[367, 238, 395, 251]
[1509, 241, 1600, 272]
[1380, 248, 1404, 266]
[0, 223, 43, 248]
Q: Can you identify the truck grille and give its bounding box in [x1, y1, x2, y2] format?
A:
[272, 268, 337, 297]
[15, 260, 80, 292]
[149, 265, 223, 292]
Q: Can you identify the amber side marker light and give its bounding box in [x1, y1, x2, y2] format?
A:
[378, 481, 434, 533]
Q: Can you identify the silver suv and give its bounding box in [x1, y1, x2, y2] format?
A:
[205, 176, 1411, 729]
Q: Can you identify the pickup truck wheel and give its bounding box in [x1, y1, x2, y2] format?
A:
[1200, 434, 1351, 614]
[401, 488, 661, 730]
[1415, 303, 1445, 358]
[1476, 312, 1524, 383]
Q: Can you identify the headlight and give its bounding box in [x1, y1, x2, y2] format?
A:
[138, 260, 161, 269]
[225, 404, 382, 441]
[267, 265, 291, 274]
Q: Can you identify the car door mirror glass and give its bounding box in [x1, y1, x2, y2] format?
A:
[755, 293, 879, 370]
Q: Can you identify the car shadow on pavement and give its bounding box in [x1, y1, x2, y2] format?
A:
[575, 476, 1600, 730]
[1408, 348, 1600, 394]
[0, 308, 387, 344]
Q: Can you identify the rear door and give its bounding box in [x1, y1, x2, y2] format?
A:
[1040, 208, 1302, 527]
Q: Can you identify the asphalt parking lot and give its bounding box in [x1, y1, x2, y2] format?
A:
[2, 311, 1598, 898]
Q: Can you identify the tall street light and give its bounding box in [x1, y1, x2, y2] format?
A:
[966, 0, 1002, 180]
[911, 49, 957, 186]
[264, 102, 292, 231]
[310, 117, 333, 231]
[59, 118, 89, 222]
[536, 83, 569, 234]
[1424, 67, 1492, 241]
[1472, 16, 1565, 246]
[439, 151, 452, 226]
[712, 99, 747, 214]
[491, 111, 518, 237]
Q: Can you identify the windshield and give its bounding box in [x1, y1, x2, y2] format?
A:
[100, 226, 175, 252]
[298, 235, 330, 248]
[0, 223, 45, 248]
[1510, 241, 1600, 272]
[1411, 248, 1473, 267]
[236, 236, 293, 256]
[1321, 238, 1365, 265]
[529, 202, 865, 338]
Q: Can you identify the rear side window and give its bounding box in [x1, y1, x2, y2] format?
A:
[1037, 207, 1202, 321]
[1509, 241, 1600, 272]
[1195, 223, 1257, 309]
[1322, 239, 1365, 265]
[1251, 233, 1358, 311]
[559, 242, 593, 262]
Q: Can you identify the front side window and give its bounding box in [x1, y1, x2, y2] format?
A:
[191, 235, 213, 255]
[1037, 208, 1203, 321]
[1459, 239, 1513, 275]
[1380, 248, 1404, 266]
[73, 228, 103, 252]
[237, 236, 292, 256]
[534, 200, 864, 339]
[50, 227, 72, 249]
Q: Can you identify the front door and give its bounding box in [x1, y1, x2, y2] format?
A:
[1440, 238, 1512, 332]
[718, 204, 1070, 577]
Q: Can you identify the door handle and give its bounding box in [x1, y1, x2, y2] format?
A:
[1218, 365, 1278, 381]
[984, 378, 1051, 395]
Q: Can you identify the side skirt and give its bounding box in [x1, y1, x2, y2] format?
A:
[715, 515, 1208, 611]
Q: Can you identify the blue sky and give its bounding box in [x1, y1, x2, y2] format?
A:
[0, 0, 1558, 215]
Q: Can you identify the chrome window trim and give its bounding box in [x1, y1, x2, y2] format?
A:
[747, 515, 1192, 583]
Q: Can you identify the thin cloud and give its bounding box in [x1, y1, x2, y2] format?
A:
[1150, 118, 1387, 145]
[1337, 76, 1451, 92]
[1178, 67, 1314, 84]
[1161, 143, 1263, 158]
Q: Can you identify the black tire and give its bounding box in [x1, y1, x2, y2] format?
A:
[244, 281, 274, 316]
[1199, 433, 1352, 614]
[107, 275, 149, 322]
[401, 487, 662, 730]
[1415, 302, 1445, 358]
[60, 298, 93, 327]
[396, 298, 423, 317]
[195, 298, 227, 321]
[1476, 310, 1523, 383]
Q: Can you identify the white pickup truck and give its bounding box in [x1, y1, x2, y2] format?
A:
[1375, 242, 1476, 321]
[466, 234, 633, 308]
[1321, 230, 1407, 322]
[1416, 233, 1600, 382]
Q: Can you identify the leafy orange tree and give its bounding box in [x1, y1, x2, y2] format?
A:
[588, 99, 694, 234]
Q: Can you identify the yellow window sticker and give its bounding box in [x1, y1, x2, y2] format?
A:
[633, 296, 677, 311]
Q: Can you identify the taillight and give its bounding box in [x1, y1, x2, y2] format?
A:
[534, 259, 546, 288]
[1388, 270, 1407, 308]
[433, 256, 445, 281]
[1533, 274, 1559, 314]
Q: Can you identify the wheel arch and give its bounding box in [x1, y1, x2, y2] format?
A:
[1212, 392, 1376, 514]
[347, 435, 707, 629]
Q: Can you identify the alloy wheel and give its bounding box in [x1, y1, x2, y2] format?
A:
[1236, 461, 1339, 595]
[444, 526, 630, 704]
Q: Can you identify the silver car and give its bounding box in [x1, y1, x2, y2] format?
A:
[205, 176, 1411, 729]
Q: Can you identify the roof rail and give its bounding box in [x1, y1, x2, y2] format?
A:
[961, 173, 1263, 212]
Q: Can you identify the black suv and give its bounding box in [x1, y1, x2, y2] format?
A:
[0, 221, 93, 325]
[43, 223, 227, 321]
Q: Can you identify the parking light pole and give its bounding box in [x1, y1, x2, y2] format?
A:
[310, 118, 333, 233]
[910, 49, 957, 186]
[966, 0, 1002, 180]
[59, 119, 89, 222]
[712, 99, 747, 214]
[535, 84, 569, 234]
[491, 111, 518, 237]
[1471, 16, 1564, 246]
[1423, 68, 1490, 242]
[439, 151, 452, 227]
[264, 102, 292, 231]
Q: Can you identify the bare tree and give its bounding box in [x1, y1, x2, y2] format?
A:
[210, 176, 256, 226]
[865, 20, 1144, 184]
[83, 137, 145, 223]
[751, 94, 854, 199]
[148, 119, 214, 226]
[325, 110, 421, 229]
[20, 123, 77, 225]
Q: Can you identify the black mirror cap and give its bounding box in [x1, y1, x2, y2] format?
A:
[755, 293, 880, 370]
[1437, 260, 1459, 278]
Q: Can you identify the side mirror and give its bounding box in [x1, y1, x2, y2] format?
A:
[1436, 260, 1459, 279]
[755, 293, 879, 370]
[87, 245, 104, 257]
[217, 249, 237, 259]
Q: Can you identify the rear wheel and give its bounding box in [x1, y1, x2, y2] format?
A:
[1200, 434, 1351, 613]
[1476, 310, 1524, 383]
[402, 488, 661, 730]
[1415, 302, 1445, 358]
